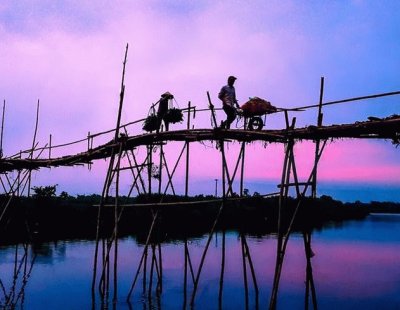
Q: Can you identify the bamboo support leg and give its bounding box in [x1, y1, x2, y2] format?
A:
[162, 144, 187, 195]
[190, 201, 225, 306]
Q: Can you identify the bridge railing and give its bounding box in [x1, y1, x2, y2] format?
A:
[4, 89, 400, 161]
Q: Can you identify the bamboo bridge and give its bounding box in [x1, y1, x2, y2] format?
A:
[1, 46, 399, 309]
[0, 114, 399, 172]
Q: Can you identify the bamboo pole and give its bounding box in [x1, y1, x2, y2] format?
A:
[295, 89, 400, 111]
[269, 140, 327, 309]
[92, 44, 129, 299]
[49, 134, 52, 159]
[27, 100, 40, 197]
[113, 143, 123, 302]
[270, 131, 292, 310]
[113, 44, 129, 142]
[162, 144, 187, 196]
[221, 142, 226, 199]
[228, 143, 245, 196]
[312, 77, 325, 198]
[124, 150, 142, 196]
[0, 100, 5, 158]
[185, 101, 191, 197]
[148, 145, 152, 195]
[158, 144, 163, 194]
[129, 149, 147, 194]
[240, 142, 246, 196]
[207, 91, 218, 128]
[160, 147, 176, 195]
[92, 148, 116, 296]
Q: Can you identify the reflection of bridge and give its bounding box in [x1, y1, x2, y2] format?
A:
[1, 46, 400, 309]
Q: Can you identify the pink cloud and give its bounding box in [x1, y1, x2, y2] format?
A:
[1, 2, 399, 195]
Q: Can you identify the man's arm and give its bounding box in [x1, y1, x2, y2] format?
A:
[218, 87, 226, 101]
[233, 90, 239, 107]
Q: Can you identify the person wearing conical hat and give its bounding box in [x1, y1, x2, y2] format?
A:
[157, 91, 174, 132]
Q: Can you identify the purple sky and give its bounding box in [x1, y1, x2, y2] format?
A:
[1, 1, 400, 202]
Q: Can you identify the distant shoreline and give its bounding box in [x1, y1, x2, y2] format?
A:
[1, 193, 399, 245]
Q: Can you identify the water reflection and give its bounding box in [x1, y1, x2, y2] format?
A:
[0, 231, 319, 310]
[0, 243, 36, 308]
[1, 214, 400, 309]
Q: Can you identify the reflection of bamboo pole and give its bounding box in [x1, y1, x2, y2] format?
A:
[126, 211, 159, 300]
[92, 45, 129, 300]
[218, 230, 226, 309]
[190, 201, 225, 306]
[271, 116, 296, 309]
[270, 140, 326, 309]
[242, 234, 259, 297]
[113, 143, 123, 302]
[13, 250, 36, 307]
[157, 243, 163, 293]
[92, 147, 116, 296]
[148, 244, 155, 297]
[303, 232, 318, 309]
[241, 234, 249, 309]
[185, 241, 195, 284]
[143, 247, 148, 293]
[183, 239, 188, 308]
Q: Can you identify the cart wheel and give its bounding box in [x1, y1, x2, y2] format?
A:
[248, 117, 263, 130]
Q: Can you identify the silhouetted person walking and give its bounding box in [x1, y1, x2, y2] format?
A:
[218, 76, 238, 129]
[157, 91, 174, 132]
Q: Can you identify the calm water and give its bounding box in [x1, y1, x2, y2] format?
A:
[1, 214, 400, 309]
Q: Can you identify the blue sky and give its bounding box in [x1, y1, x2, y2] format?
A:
[1, 1, 400, 202]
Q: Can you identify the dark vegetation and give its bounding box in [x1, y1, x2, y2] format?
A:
[1, 185, 397, 245]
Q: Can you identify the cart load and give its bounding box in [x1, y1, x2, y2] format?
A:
[240, 97, 277, 117]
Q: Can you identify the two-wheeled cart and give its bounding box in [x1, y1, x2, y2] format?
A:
[237, 97, 278, 130]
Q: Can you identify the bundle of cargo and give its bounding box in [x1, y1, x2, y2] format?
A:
[240, 97, 277, 117]
[143, 114, 159, 132]
[164, 108, 183, 124]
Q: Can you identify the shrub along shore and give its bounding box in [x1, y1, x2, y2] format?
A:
[1, 191, 397, 245]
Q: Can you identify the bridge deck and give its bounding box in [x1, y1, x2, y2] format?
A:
[1, 115, 399, 172]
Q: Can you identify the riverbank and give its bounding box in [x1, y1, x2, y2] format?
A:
[0, 194, 382, 245]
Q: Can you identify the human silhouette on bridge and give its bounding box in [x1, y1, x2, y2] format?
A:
[157, 91, 174, 132]
[218, 75, 239, 129]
